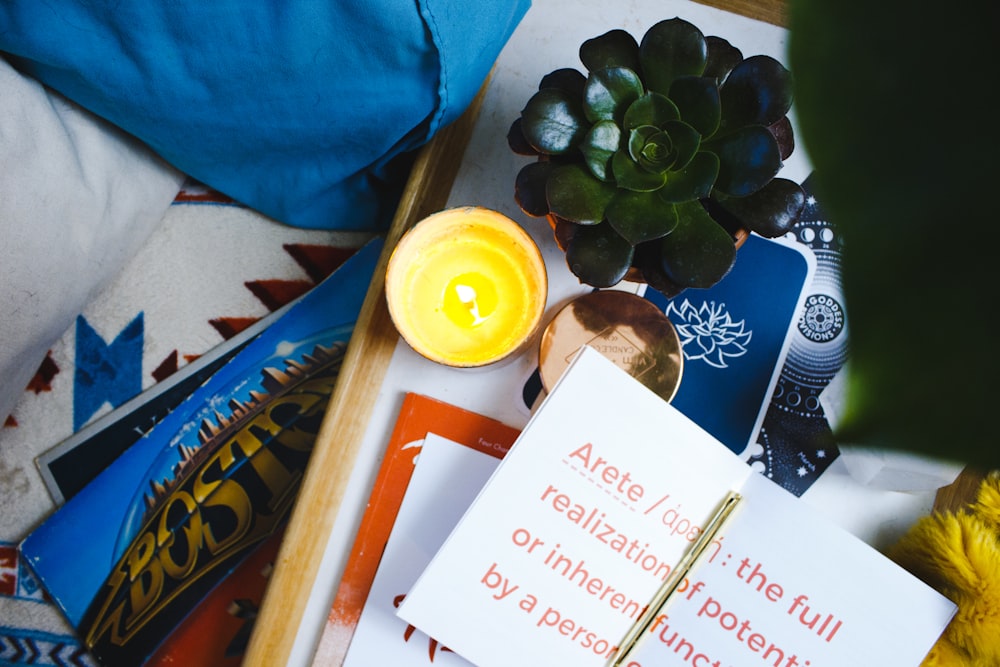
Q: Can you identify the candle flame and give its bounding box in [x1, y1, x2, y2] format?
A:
[455, 284, 487, 325]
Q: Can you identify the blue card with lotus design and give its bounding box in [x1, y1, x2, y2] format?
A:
[642, 233, 814, 459]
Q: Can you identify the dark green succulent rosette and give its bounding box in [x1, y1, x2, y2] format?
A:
[509, 17, 805, 291]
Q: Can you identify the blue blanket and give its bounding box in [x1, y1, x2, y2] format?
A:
[0, 0, 530, 230]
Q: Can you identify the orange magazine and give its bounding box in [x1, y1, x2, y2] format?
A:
[311, 393, 521, 666]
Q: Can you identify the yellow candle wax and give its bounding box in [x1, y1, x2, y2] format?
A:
[385, 207, 547, 367]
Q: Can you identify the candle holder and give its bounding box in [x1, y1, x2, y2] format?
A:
[385, 207, 548, 368]
[538, 290, 683, 402]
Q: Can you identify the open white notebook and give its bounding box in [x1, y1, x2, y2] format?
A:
[399, 347, 955, 667]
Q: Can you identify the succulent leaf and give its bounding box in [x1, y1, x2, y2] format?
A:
[718, 55, 794, 133]
[606, 190, 679, 244]
[581, 120, 621, 181]
[639, 130, 675, 169]
[538, 67, 588, 97]
[713, 177, 805, 238]
[661, 120, 701, 170]
[565, 222, 635, 287]
[668, 76, 721, 138]
[514, 161, 555, 217]
[547, 163, 617, 224]
[706, 125, 782, 196]
[549, 214, 577, 251]
[584, 67, 644, 124]
[768, 115, 795, 160]
[658, 201, 737, 288]
[638, 18, 708, 95]
[521, 88, 588, 154]
[623, 92, 680, 131]
[507, 117, 538, 156]
[632, 241, 685, 297]
[658, 151, 719, 203]
[628, 125, 670, 170]
[580, 29, 641, 74]
[704, 36, 743, 84]
[612, 148, 667, 192]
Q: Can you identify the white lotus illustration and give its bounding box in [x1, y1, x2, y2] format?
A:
[666, 299, 752, 369]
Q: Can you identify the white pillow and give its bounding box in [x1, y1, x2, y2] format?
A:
[0, 57, 185, 424]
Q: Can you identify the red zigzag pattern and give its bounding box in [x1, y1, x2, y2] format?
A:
[6, 243, 360, 428]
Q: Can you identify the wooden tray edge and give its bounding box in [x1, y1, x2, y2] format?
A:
[243, 77, 491, 666]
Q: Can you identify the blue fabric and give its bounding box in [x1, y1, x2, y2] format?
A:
[0, 0, 529, 230]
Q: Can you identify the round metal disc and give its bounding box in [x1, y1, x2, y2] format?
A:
[539, 290, 683, 402]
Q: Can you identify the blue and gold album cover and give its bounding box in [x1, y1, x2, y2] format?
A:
[19, 238, 382, 666]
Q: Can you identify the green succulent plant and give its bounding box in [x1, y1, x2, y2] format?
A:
[509, 17, 806, 292]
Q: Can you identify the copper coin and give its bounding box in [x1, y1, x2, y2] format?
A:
[539, 290, 683, 402]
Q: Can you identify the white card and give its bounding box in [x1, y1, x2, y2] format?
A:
[342, 433, 500, 666]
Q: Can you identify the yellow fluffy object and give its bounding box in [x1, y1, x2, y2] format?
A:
[888, 472, 1000, 666]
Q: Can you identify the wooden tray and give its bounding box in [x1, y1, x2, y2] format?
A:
[246, 2, 791, 664]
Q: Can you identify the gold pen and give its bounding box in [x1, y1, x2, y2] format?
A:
[608, 490, 743, 667]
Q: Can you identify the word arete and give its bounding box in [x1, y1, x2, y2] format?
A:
[563, 441, 644, 501]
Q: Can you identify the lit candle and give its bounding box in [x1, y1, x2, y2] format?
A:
[385, 207, 548, 367]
